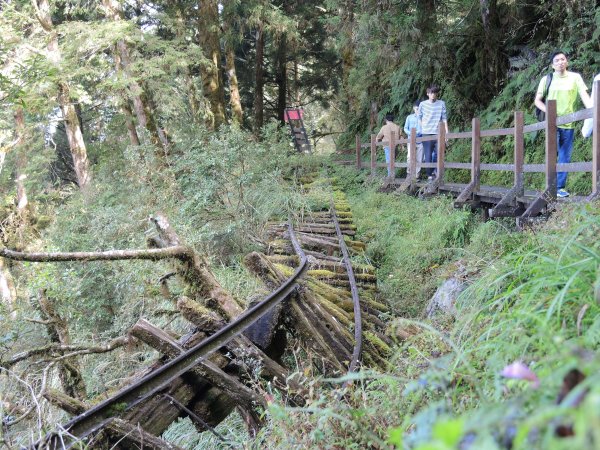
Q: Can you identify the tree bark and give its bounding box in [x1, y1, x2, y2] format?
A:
[479, 0, 506, 92]
[276, 34, 287, 124]
[340, 0, 356, 114]
[101, 0, 168, 153]
[13, 107, 28, 210]
[222, 17, 244, 126]
[416, 0, 436, 36]
[253, 22, 265, 134]
[0, 259, 16, 315]
[121, 100, 141, 146]
[33, 0, 91, 188]
[198, 0, 227, 130]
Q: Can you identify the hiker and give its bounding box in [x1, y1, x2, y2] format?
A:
[582, 73, 600, 138]
[534, 51, 592, 198]
[376, 113, 401, 178]
[404, 100, 424, 178]
[418, 85, 448, 180]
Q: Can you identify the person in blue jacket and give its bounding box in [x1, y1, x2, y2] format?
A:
[404, 100, 424, 178]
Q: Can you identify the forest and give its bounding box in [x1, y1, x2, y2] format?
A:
[0, 0, 599, 448]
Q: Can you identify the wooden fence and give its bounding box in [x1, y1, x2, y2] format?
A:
[352, 80, 600, 219]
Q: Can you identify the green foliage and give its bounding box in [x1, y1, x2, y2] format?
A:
[331, 165, 478, 316]
[259, 182, 600, 449]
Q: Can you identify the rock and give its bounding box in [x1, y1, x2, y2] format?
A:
[425, 277, 466, 318]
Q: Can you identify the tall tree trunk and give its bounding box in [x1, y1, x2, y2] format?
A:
[122, 101, 141, 146]
[340, 0, 356, 114]
[0, 258, 16, 316]
[416, 0, 436, 36]
[14, 107, 28, 210]
[276, 34, 287, 124]
[225, 45, 244, 125]
[221, 2, 243, 125]
[171, 3, 201, 121]
[33, 0, 91, 188]
[102, 0, 168, 154]
[58, 82, 91, 187]
[198, 0, 227, 130]
[254, 23, 265, 134]
[479, 0, 505, 92]
[293, 59, 300, 105]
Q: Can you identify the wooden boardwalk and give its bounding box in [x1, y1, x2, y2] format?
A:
[346, 80, 600, 223]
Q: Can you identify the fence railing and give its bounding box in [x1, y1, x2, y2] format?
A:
[353, 80, 600, 215]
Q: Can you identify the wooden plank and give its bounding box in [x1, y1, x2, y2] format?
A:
[546, 100, 557, 200]
[437, 122, 446, 182]
[446, 131, 471, 139]
[389, 130, 396, 180]
[408, 127, 417, 184]
[370, 134, 376, 177]
[471, 117, 481, 191]
[514, 111, 524, 196]
[480, 128, 515, 137]
[355, 134, 362, 169]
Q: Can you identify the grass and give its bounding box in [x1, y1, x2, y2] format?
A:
[256, 168, 600, 449]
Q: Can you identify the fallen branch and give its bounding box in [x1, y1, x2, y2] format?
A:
[3, 336, 130, 368]
[0, 246, 191, 262]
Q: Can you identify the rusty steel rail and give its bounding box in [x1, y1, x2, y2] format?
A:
[33, 221, 308, 449]
[329, 200, 363, 378]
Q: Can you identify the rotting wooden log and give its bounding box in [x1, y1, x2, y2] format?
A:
[44, 388, 86, 415]
[269, 221, 357, 231]
[124, 377, 196, 435]
[130, 318, 182, 357]
[288, 299, 345, 373]
[43, 389, 186, 449]
[307, 269, 377, 283]
[297, 295, 353, 360]
[267, 254, 355, 274]
[130, 319, 266, 411]
[247, 254, 349, 371]
[177, 296, 226, 334]
[148, 213, 244, 320]
[108, 418, 186, 450]
[177, 295, 295, 390]
[244, 251, 288, 290]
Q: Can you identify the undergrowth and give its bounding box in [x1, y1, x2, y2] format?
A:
[258, 168, 600, 449]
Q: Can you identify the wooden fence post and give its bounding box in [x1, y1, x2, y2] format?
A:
[471, 118, 481, 191]
[592, 80, 600, 196]
[355, 134, 362, 170]
[370, 134, 376, 177]
[514, 111, 524, 197]
[408, 128, 417, 184]
[545, 100, 557, 200]
[436, 122, 446, 182]
[389, 130, 396, 180]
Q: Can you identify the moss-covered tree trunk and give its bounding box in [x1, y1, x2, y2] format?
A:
[276, 32, 287, 124]
[254, 22, 265, 133]
[33, 0, 91, 188]
[198, 0, 227, 130]
[101, 0, 168, 154]
[222, 3, 244, 125]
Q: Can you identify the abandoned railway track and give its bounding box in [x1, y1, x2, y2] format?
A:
[0, 173, 390, 449]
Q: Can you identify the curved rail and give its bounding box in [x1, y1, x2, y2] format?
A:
[33, 221, 308, 449]
[329, 199, 363, 377]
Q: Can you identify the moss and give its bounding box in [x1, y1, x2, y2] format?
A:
[307, 269, 337, 278]
[273, 263, 295, 277]
[364, 331, 391, 356]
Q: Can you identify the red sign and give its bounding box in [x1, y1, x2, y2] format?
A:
[285, 109, 303, 122]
